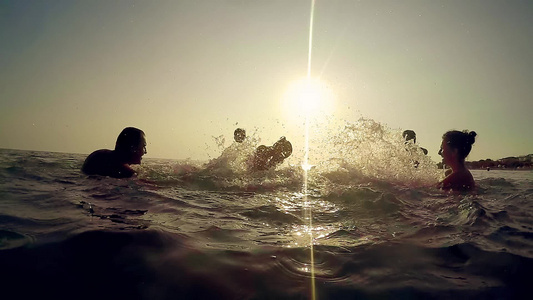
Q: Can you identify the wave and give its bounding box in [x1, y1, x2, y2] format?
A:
[0, 229, 34, 250]
[1, 229, 531, 299]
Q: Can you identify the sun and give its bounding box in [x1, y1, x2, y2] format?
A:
[281, 77, 335, 119]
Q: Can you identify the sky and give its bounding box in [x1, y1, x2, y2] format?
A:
[1, 0, 532, 163]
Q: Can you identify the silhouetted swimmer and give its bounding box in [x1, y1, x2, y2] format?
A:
[403, 130, 428, 155]
[82, 127, 147, 178]
[403, 129, 427, 168]
[437, 130, 477, 192]
[234, 128, 246, 143]
[252, 136, 292, 171]
[403, 130, 416, 142]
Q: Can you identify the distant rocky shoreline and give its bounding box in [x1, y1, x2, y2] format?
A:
[437, 154, 533, 170]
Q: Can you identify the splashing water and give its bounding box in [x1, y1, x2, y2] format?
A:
[136, 118, 443, 196]
[312, 118, 442, 189]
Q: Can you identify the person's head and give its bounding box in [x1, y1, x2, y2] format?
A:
[439, 130, 477, 164]
[234, 128, 246, 143]
[403, 130, 416, 143]
[115, 127, 146, 164]
[272, 136, 292, 159]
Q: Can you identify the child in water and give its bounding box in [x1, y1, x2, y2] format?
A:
[233, 128, 292, 171]
[437, 130, 477, 191]
[403, 129, 428, 168]
[82, 127, 147, 178]
[251, 137, 292, 171]
[403, 130, 428, 155]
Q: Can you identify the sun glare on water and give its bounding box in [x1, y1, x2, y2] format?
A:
[282, 76, 334, 300]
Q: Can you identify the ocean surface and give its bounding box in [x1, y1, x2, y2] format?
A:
[1, 127, 532, 299]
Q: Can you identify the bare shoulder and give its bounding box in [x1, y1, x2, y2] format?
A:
[82, 150, 133, 178]
[85, 149, 113, 160]
[82, 150, 113, 171]
[441, 169, 475, 191]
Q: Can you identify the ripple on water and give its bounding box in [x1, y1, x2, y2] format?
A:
[0, 230, 34, 250]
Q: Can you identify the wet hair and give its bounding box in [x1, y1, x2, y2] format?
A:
[272, 136, 292, 159]
[442, 130, 477, 160]
[234, 128, 246, 143]
[402, 130, 416, 143]
[115, 127, 145, 153]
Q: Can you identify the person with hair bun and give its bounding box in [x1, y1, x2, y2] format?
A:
[437, 130, 477, 191]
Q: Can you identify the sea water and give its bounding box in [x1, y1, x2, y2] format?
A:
[1, 120, 532, 299]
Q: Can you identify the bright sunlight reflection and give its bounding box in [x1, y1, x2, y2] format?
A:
[282, 77, 335, 119]
[301, 163, 314, 171]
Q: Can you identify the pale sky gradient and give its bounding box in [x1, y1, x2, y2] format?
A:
[1, 0, 532, 162]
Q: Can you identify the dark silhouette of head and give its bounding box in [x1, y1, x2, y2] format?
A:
[402, 130, 416, 143]
[441, 130, 477, 161]
[234, 128, 246, 143]
[252, 136, 293, 171]
[115, 127, 146, 164]
[272, 136, 292, 159]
